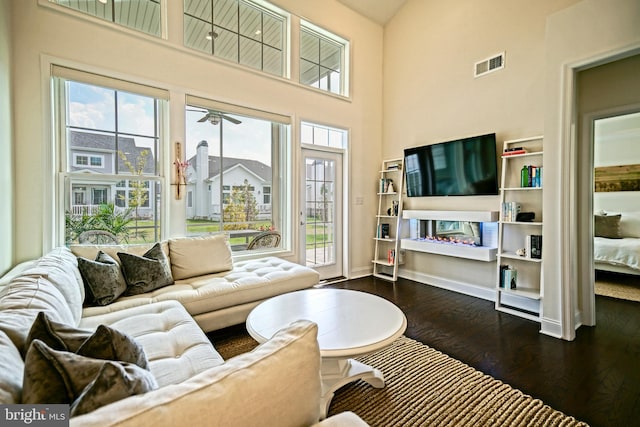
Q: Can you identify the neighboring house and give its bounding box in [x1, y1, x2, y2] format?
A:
[185, 141, 272, 221]
[68, 130, 156, 219]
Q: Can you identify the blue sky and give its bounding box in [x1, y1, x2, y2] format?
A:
[68, 81, 272, 166]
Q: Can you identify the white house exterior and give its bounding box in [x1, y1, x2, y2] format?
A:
[185, 141, 272, 221]
[68, 130, 156, 219]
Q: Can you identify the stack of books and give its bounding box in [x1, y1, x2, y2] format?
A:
[502, 147, 527, 156]
[501, 202, 521, 222]
[499, 265, 517, 289]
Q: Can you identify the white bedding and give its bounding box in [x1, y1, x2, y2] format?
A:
[594, 237, 640, 272]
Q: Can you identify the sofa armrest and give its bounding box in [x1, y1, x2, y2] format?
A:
[71, 320, 321, 427]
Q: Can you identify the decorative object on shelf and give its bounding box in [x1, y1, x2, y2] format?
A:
[172, 142, 189, 200]
[516, 248, 526, 257]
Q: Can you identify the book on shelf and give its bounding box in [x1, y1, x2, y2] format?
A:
[379, 223, 390, 239]
[525, 234, 542, 259]
[520, 165, 543, 188]
[502, 149, 528, 157]
[387, 249, 396, 264]
[379, 178, 395, 193]
[499, 265, 517, 289]
[386, 162, 401, 171]
[501, 202, 521, 222]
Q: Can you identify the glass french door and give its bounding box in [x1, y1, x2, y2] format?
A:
[301, 149, 343, 280]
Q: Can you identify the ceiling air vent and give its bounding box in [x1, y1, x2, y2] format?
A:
[474, 52, 505, 78]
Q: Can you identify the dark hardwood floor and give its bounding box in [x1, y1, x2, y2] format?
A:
[323, 276, 640, 427]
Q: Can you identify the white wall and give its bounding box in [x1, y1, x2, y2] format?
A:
[383, 0, 580, 296]
[0, 0, 13, 276]
[9, 1, 383, 278]
[545, 0, 640, 339]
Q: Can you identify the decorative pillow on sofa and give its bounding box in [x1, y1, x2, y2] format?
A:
[118, 243, 174, 295]
[595, 214, 622, 238]
[168, 234, 233, 280]
[22, 339, 157, 416]
[77, 251, 127, 306]
[25, 312, 149, 369]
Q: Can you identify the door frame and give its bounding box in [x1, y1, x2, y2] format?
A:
[300, 146, 346, 281]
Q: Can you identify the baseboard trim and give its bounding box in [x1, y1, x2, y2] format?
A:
[398, 268, 495, 302]
[349, 266, 373, 280]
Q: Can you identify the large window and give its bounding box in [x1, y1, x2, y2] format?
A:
[300, 21, 349, 96]
[53, 66, 168, 245]
[184, 96, 290, 252]
[184, 0, 287, 77]
[49, 0, 161, 37]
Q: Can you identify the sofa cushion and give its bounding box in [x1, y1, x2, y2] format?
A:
[78, 251, 127, 306]
[118, 243, 174, 295]
[80, 301, 225, 387]
[70, 320, 321, 427]
[0, 330, 23, 404]
[21, 247, 85, 324]
[0, 275, 78, 352]
[168, 234, 233, 280]
[22, 339, 157, 411]
[25, 312, 149, 369]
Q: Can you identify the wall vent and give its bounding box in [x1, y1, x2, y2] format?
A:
[474, 52, 505, 78]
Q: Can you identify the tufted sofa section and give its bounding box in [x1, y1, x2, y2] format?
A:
[79, 300, 224, 387]
[73, 237, 320, 332]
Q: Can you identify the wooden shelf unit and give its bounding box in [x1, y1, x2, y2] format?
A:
[372, 158, 404, 281]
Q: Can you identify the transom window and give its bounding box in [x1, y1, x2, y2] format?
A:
[300, 21, 349, 96]
[49, 0, 161, 37]
[184, 0, 287, 77]
[301, 121, 348, 149]
[184, 95, 291, 252]
[52, 65, 167, 245]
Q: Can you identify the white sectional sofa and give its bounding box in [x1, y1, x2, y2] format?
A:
[0, 238, 368, 426]
[70, 234, 321, 332]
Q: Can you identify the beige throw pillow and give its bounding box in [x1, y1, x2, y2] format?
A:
[168, 234, 233, 280]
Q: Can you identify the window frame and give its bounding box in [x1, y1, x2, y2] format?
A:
[183, 0, 290, 78]
[44, 0, 163, 38]
[299, 20, 350, 97]
[184, 94, 292, 255]
[51, 65, 169, 246]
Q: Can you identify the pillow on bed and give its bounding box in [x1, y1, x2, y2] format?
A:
[619, 212, 640, 238]
[595, 214, 622, 239]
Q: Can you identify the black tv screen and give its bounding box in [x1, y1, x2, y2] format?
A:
[404, 133, 498, 197]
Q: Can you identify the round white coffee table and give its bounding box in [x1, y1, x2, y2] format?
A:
[246, 288, 407, 418]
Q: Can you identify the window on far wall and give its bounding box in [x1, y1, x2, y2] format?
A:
[52, 65, 168, 245]
[184, 95, 290, 252]
[184, 0, 288, 77]
[49, 0, 162, 37]
[301, 121, 347, 149]
[300, 21, 349, 96]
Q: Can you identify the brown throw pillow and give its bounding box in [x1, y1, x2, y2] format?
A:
[118, 243, 174, 295]
[22, 340, 157, 415]
[595, 214, 622, 238]
[70, 361, 157, 417]
[25, 311, 92, 355]
[77, 251, 127, 306]
[25, 312, 149, 370]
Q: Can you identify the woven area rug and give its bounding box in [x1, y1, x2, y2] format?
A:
[213, 333, 588, 427]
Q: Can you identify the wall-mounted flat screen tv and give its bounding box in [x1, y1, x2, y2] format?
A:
[404, 133, 499, 197]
